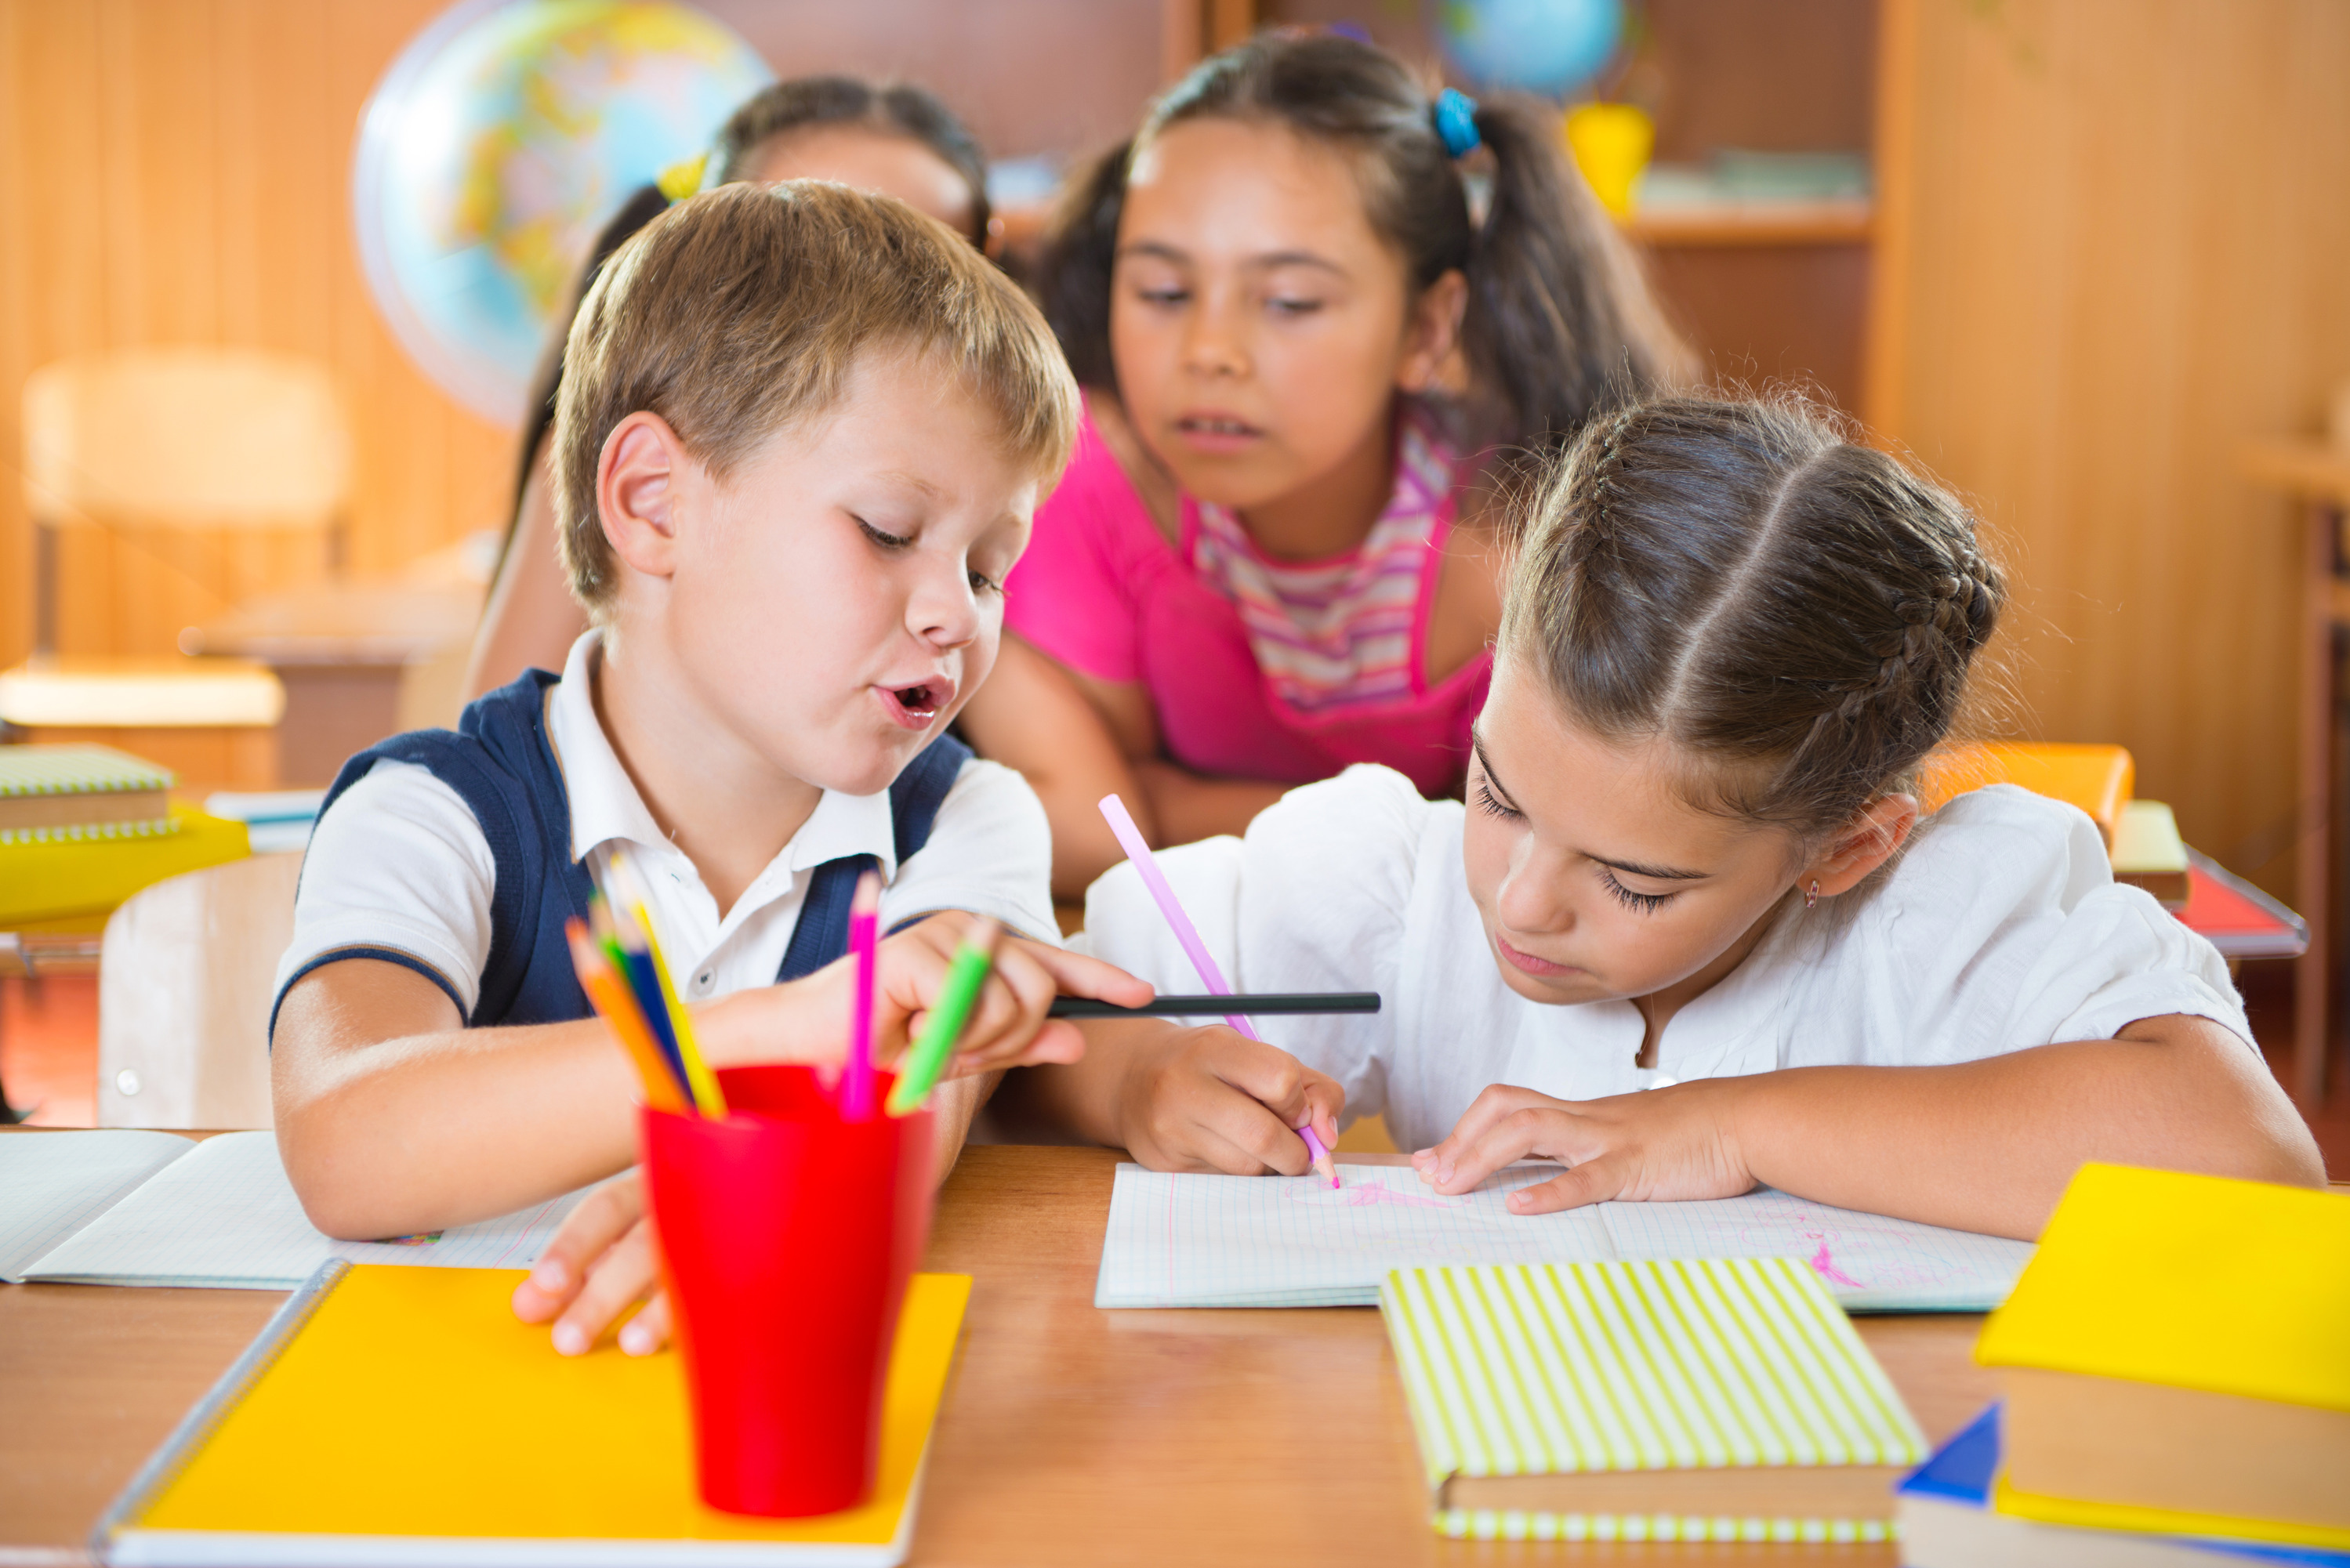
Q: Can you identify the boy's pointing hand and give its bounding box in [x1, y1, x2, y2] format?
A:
[883, 914, 1153, 1075]
[702, 913, 1154, 1077]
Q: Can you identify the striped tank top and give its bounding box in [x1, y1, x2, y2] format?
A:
[1187, 407, 1460, 720]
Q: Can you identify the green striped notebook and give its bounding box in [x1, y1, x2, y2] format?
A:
[1379, 1256, 1927, 1545]
[0, 743, 175, 843]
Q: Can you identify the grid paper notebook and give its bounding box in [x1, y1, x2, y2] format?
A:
[0, 1129, 194, 1282]
[12, 1131, 587, 1287]
[1095, 1162, 2035, 1311]
[1381, 1257, 1928, 1544]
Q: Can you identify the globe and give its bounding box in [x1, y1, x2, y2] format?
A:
[354, 0, 772, 425]
[1438, 0, 1623, 96]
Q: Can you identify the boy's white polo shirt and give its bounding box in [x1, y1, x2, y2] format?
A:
[275, 632, 1057, 1019]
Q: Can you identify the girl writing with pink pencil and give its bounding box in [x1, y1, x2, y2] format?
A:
[959, 31, 1687, 898]
[1022, 394, 2323, 1235]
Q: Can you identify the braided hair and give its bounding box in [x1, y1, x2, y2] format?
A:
[1500, 393, 2004, 842]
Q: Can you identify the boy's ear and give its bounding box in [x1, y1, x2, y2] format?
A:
[1396, 268, 1469, 395]
[1807, 793, 1920, 898]
[597, 411, 692, 581]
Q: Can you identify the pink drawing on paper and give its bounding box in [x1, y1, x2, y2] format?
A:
[1291, 1182, 1453, 1211]
[1807, 1239, 1863, 1289]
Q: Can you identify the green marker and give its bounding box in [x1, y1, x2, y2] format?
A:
[887, 923, 999, 1115]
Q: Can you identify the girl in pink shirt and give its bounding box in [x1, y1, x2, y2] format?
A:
[960, 33, 1686, 896]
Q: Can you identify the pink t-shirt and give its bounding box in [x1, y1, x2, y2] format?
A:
[1003, 404, 1491, 796]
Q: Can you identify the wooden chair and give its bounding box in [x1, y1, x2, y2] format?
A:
[94, 853, 302, 1130]
[5, 348, 352, 788]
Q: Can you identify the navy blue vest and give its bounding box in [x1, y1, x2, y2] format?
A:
[273, 669, 970, 1034]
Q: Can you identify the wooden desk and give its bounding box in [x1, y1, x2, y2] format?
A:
[0, 1145, 1997, 1566]
[2240, 439, 2350, 1110]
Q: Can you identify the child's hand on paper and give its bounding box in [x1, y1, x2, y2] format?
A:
[510, 1172, 668, 1356]
[1115, 1023, 1344, 1177]
[1412, 1080, 1755, 1213]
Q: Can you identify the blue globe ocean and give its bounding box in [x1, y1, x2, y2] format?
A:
[355, 0, 772, 425]
[1440, 0, 1623, 96]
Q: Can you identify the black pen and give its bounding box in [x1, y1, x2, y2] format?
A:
[1046, 991, 1380, 1019]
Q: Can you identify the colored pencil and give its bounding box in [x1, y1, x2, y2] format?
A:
[840, 870, 882, 1121]
[886, 919, 999, 1117]
[600, 856, 723, 1117]
[599, 895, 687, 1092]
[1046, 991, 1381, 1019]
[566, 919, 688, 1112]
[1097, 794, 1340, 1189]
[628, 898, 726, 1117]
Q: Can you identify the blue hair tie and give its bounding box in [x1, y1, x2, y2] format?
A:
[1432, 88, 1481, 159]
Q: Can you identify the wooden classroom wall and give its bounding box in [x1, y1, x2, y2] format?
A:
[1872, 0, 2350, 898]
[0, 0, 1163, 672]
[0, 0, 518, 665]
[9, 0, 2348, 907]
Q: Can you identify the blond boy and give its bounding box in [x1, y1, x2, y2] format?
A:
[271, 183, 1145, 1351]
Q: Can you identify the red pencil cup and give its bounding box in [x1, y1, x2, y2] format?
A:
[641, 1063, 935, 1518]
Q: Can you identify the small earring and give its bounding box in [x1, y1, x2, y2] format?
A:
[1804, 879, 1820, 910]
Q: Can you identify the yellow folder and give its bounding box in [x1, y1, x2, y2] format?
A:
[0, 801, 248, 926]
[99, 1262, 970, 1566]
[1917, 742, 2134, 848]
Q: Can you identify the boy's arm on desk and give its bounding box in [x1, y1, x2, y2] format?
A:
[272, 958, 868, 1240]
[274, 925, 1131, 1240]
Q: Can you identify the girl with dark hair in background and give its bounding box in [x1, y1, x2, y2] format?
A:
[463, 76, 998, 698]
[959, 31, 1689, 898]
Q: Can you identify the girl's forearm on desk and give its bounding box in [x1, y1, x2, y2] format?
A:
[1732, 1014, 2325, 1240]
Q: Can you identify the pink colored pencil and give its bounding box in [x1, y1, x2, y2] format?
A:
[1097, 795, 1340, 1188]
[839, 870, 882, 1121]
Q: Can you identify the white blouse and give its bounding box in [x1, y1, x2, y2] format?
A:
[1073, 766, 2252, 1155]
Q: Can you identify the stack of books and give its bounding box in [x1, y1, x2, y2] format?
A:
[0, 744, 249, 928]
[1901, 1164, 2350, 1566]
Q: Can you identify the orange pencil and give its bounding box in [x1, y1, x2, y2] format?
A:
[566, 918, 687, 1112]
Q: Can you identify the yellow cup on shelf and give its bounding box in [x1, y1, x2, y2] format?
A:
[1565, 101, 1654, 219]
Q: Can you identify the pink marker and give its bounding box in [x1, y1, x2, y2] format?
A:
[1098, 795, 1340, 1189]
[838, 871, 882, 1121]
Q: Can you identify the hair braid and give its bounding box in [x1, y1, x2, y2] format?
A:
[1507, 392, 2004, 843]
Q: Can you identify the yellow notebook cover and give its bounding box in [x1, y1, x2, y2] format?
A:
[98, 1262, 970, 1566]
[1989, 1474, 2350, 1554]
[0, 801, 248, 925]
[1973, 1163, 2350, 1411]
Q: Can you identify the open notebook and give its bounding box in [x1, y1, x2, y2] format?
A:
[1095, 1161, 2035, 1312]
[1, 1130, 586, 1287]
